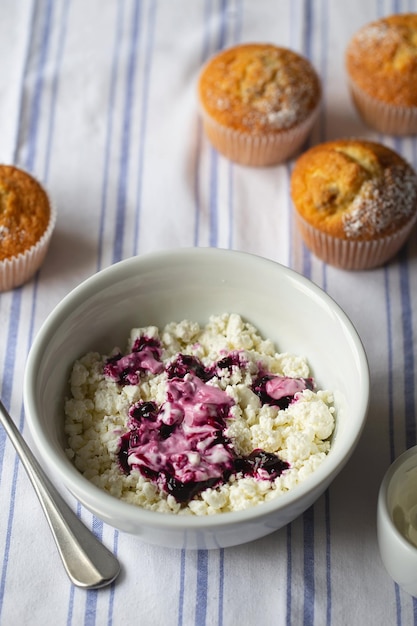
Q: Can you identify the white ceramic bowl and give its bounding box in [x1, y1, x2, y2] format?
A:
[377, 445, 417, 597]
[24, 248, 369, 550]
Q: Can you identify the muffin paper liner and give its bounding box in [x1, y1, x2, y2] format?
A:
[294, 210, 417, 270]
[348, 80, 417, 136]
[0, 198, 57, 291]
[199, 103, 321, 166]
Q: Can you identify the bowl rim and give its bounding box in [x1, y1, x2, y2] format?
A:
[24, 247, 370, 529]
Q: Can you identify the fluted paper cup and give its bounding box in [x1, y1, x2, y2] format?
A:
[349, 80, 417, 136]
[199, 102, 321, 167]
[294, 210, 417, 270]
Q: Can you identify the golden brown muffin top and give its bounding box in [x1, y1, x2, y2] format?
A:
[0, 166, 51, 262]
[198, 43, 321, 134]
[346, 14, 417, 107]
[290, 140, 417, 240]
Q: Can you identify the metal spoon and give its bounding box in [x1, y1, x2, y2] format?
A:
[0, 399, 121, 589]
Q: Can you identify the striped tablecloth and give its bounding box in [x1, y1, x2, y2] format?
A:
[1, 1, 417, 624]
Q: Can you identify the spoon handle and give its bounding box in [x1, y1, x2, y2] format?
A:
[0, 399, 120, 589]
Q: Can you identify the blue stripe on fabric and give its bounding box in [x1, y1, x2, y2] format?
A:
[287, 0, 299, 268]
[67, 584, 75, 626]
[303, 507, 315, 625]
[83, 515, 106, 625]
[93, 509, 104, 540]
[227, 0, 243, 248]
[193, 120, 203, 247]
[230, 0, 243, 44]
[318, 0, 327, 144]
[0, 290, 22, 417]
[0, 402, 24, 619]
[11, 1, 37, 164]
[289, 0, 298, 47]
[286, 524, 293, 626]
[113, 0, 142, 264]
[225, 0, 243, 252]
[384, 267, 396, 463]
[84, 521, 119, 626]
[302, 0, 313, 59]
[97, 0, 125, 271]
[44, 0, 71, 181]
[218, 549, 225, 626]
[394, 582, 402, 626]
[208, 0, 229, 249]
[216, 1, 241, 618]
[83, 511, 98, 625]
[287, 162, 294, 267]
[195, 550, 208, 626]
[301, 0, 313, 279]
[217, 0, 228, 51]
[85, 588, 98, 626]
[177, 549, 186, 626]
[325, 491, 332, 625]
[25, 0, 54, 173]
[301, 239, 312, 283]
[106, 530, 119, 626]
[209, 148, 218, 248]
[193, 119, 203, 248]
[319, 0, 329, 293]
[227, 162, 234, 249]
[193, 0, 213, 248]
[399, 252, 416, 448]
[133, 0, 157, 257]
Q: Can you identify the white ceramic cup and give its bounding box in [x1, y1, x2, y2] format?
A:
[377, 445, 417, 597]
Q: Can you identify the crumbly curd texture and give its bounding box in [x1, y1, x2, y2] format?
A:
[64, 314, 335, 516]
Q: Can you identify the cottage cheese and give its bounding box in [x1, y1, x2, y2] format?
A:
[64, 313, 335, 515]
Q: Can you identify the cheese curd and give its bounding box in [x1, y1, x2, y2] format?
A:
[64, 313, 335, 515]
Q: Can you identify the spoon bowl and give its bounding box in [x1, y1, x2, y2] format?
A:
[0, 399, 120, 589]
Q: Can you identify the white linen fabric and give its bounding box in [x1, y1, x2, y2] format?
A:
[1, 0, 417, 624]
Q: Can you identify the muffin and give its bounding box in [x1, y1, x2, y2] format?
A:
[198, 43, 322, 166]
[0, 165, 56, 291]
[290, 139, 417, 270]
[346, 14, 417, 135]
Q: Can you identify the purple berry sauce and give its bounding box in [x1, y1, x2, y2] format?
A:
[252, 374, 314, 409]
[104, 336, 164, 385]
[104, 336, 313, 504]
